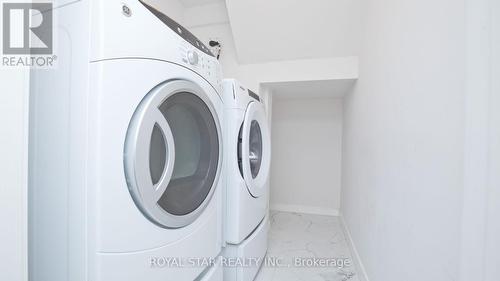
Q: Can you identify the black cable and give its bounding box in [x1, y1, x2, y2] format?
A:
[209, 40, 222, 60]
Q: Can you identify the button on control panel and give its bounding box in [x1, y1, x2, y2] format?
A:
[187, 50, 199, 65]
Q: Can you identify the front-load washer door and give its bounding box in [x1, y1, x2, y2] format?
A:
[124, 80, 222, 228]
[239, 101, 271, 198]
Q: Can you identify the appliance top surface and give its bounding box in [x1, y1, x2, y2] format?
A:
[88, 0, 223, 92]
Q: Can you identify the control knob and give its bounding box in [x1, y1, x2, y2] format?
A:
[187, 50, 199, 65]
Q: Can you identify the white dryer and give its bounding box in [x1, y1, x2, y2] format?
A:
[29, 1, 224, 281]
[222, 79, 271, 281]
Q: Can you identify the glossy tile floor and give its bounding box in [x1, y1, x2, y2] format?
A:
[255, 211, 359, 281]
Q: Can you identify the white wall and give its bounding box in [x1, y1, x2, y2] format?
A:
[483, 0, 500, 279]
[341, 0, 466, 281]
[182, 1, 229, 27]
[225, 0, 361, 64]
[459, 0, 498, 279]
[271, 98, 343, 215]
[0, 69, 29, 281]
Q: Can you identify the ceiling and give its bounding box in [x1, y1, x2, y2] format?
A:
[178, 0, 223, 8]
[264, 79, 356, 99]
[226, 0, 361, 64]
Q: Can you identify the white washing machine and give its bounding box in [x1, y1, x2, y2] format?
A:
[29, 1, 224, 281]
[222, 79, 271, 281]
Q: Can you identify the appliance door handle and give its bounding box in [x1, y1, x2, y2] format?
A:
[151, 109, 175, 202]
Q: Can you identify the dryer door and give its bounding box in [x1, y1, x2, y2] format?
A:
[240, 101, 271, 198]
[124, 80, 222, 228]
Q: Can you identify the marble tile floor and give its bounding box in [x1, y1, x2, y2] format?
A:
[254, 211, 359, 281]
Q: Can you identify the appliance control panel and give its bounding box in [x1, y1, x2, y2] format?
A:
[179, 44, 222, 90]
[138, 1, 222, 91]
[140, 1, 214, 57]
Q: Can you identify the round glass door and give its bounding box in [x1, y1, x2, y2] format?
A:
[240, 101, 271, 198]
[248, 120, 263, 178]
[124, 80, 221, 228]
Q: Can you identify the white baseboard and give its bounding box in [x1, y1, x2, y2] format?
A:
[339, 214, 370, 281]
[270, 203, 340, 217]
